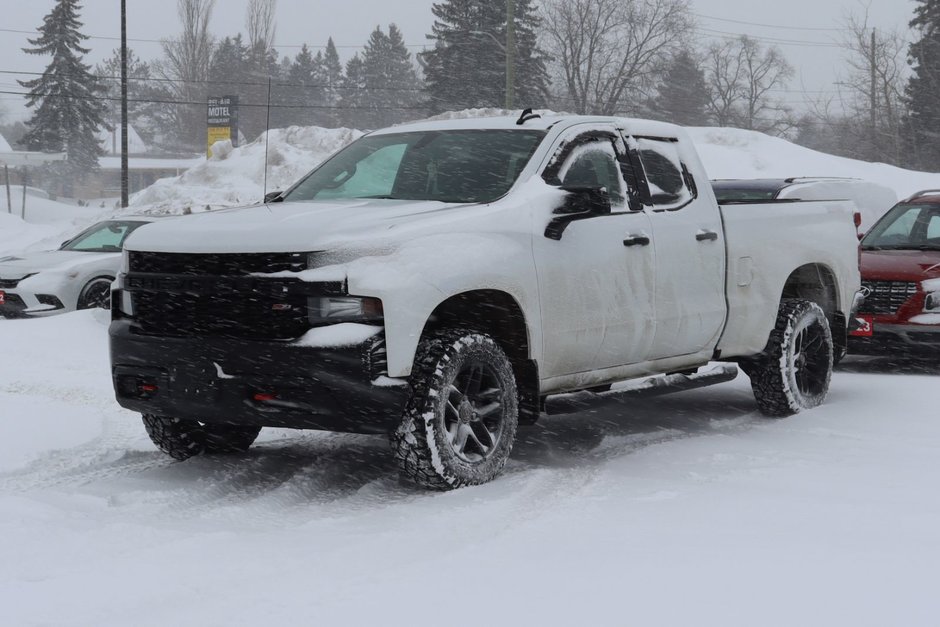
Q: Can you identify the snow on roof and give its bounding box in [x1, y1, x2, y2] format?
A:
[97, 125, 148, 155]
[376, 113, 684, 138]
[0, 132, 11, 152]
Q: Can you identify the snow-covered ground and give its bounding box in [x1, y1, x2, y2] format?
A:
[4, 117, 940, 624]
[1, 312, 939, 625]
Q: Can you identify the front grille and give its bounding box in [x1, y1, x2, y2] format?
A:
[133, 290, 310, 340]
[129, 251, 308, 276]
[861, 280, 919, 315]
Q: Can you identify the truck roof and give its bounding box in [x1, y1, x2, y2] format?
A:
[372, 114, 686, 139]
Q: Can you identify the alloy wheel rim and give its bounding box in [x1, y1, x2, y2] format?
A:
[443, 360, 506, 464]
[792, 320, 829, 396]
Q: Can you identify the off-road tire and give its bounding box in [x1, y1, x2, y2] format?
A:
[392, 329, 519, 490]
[77, 276, 114, 310]
[743, 299, 833, 417]
[142, 414, 261, 461]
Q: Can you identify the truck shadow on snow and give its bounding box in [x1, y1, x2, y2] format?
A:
[121, 384, 762, 506]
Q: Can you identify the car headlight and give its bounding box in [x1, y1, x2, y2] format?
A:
[925, 292, 940, 312]
[120, 250, 130, 274]
[308, 296, 383, 324]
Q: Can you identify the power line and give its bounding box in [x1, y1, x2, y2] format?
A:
[694, 26, 842, 49]
[0, 68, 427, 93]
[692, 12, 848, 33]
[0, 88, 430, 111]
[0, 26, 429, 50]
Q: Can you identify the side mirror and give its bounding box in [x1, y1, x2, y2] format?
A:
[264, 191, 283, 203]
[545, 186, 612, 240]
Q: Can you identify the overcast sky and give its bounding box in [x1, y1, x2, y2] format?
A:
[0, 0, 918, 122]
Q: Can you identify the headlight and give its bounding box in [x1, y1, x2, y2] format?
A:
[120, 250, 130, 274]
[925, 292, 940, 312]
[308, 296, 383, 324]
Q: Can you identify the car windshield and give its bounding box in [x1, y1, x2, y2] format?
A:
[61, 220, 150, 253]
[281, 129, 546, 204]
[861, 204, 940, 251]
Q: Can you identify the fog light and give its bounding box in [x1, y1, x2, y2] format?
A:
[925, 292, 940, 312]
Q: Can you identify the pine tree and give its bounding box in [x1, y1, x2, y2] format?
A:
[650, 50, 710, 126]
[18, 0, 105, 193]
[507, 0, 550, 108]
[280, 44, 323, 128]
[339, 53, 367, 128]
[357, 25, 422, 128]
[421, 0, 549, 113]
[907, 0, 940, 170]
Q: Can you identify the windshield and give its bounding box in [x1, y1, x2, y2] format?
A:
[861, 204, 940, 251]
[281, 129, 546, 204]
[61, 220, 150, 253]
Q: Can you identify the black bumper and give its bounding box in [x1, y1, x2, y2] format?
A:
[0, 293, 28, 318]
[847, 323, 940, 356]
[109, 320, 409, 434]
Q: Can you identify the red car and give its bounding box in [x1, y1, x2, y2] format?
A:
[849, 190, 940, 356]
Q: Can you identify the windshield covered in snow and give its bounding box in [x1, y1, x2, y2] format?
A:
[61, 220, 150, 253]
[861, 204, 940, 251]
[281, 129, 545, 204]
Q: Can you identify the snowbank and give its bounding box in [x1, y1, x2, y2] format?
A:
[0, 200, 113, 255]
[689, 126, 940, 199]
[130, 125, 362, 211]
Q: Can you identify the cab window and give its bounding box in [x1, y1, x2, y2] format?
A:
[635, 138, 695, 209]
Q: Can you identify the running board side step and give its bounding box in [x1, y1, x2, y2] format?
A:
[544, 364, 740, 416]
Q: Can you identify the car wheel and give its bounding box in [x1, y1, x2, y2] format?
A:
[743, 299, 833, 417]
[392, 329, 519, 490]
[77, 276, 114, 310]
[142, 414, 261, 461]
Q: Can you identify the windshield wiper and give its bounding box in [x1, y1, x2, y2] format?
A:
[358, 195, 401, 200]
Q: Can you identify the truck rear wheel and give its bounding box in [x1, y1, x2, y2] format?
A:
[393, 330, 519, 490]
[744, 299, 833, 417]
[142, 414, 261, 461]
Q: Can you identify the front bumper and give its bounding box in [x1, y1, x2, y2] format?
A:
[0, 288, 65, 318]
[109, 320, 410, 434]
[847, 322, 940, 356]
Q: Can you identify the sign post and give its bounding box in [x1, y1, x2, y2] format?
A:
[207, 95, 239, 159]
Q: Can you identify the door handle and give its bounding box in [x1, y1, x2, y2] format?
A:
[696, 230, 719, 242]
[623, 234, 651, 247]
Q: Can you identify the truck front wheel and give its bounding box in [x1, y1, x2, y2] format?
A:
[142, 415, 261, 461]
[393, 330, 519, 490]
[743, 299, 833, 417]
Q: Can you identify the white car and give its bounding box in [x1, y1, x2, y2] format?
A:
[0, 217, 156, 318]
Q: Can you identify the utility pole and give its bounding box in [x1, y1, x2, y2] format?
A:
[869, 28, 878, 161]
[505, 0, 515, 110]
[120, 0, 129, 208]
[4, 165, 11, 214]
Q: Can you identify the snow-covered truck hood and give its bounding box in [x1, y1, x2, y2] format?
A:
[123, 199, 485, 254]
[0, 250, 118, 279]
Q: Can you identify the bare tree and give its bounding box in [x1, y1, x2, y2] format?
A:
[836, 8, 908, 163]
[157, 0, 216, 150]
[246, 0, 277, 61]
[540, 0, 693, 115]
[704, 36, 794, 135]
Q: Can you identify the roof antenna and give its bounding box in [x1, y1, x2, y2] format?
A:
[516, 108, 541, 125]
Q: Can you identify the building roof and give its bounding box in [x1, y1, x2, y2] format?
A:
[97, 125, 149, 155]
[0, 132, 11, 153]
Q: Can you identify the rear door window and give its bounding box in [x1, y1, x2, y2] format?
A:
[634, 138, 695, 210]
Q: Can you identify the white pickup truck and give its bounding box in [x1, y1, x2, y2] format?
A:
[110, 114, 863, 489]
